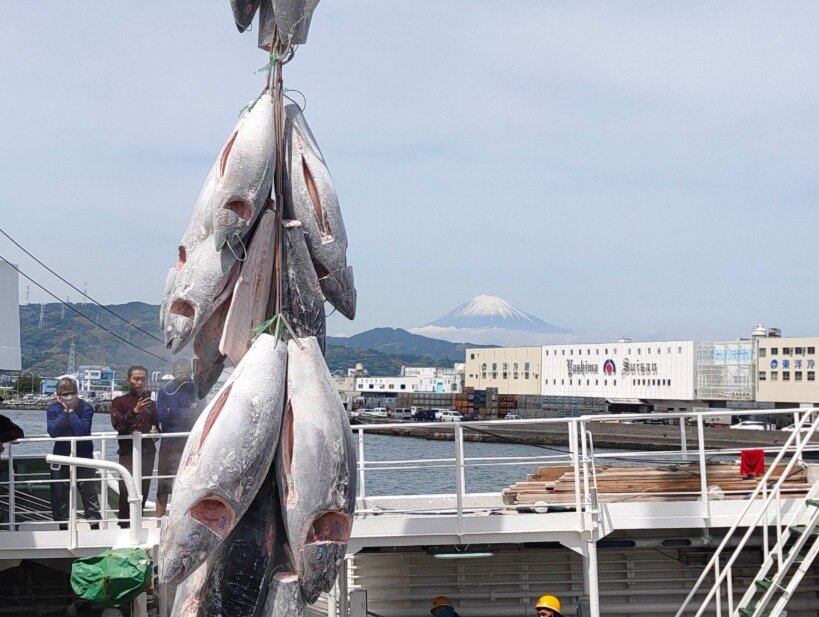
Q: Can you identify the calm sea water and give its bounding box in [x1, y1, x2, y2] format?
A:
[1, 409, 641, 496]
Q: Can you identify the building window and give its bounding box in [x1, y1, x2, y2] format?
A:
[470, 353, 475, 360]
[613, 379, 617, 386]
[492, 372, 498, 379]
[586, 379, 590, 386]
[783, 371, 790, 381]
[796, 347, 804, 355]
[796, 371, 803, 381]
[596, 349, 599, 355]
[771, 348, 779, 355]
[604, 379, 607, 386]
[667, 380, 671, 386]
[502, 372, 508, 379]
[783, 347, 793, 355]
[595, 379, 598, 385]
[638, 348, 641, 354]
[759, 371, 766, 381]
[629, 348, 632, 354]
[809, 371, 816, 381]
[759, 348, 767, 358]
[648, 348, 651, 354]
[678, 347, 682, 353]
[561, 379, 564, 385]
[400, 384, 406, 390]
[525, 372, 530, 379]
[605, 348, 609, 354]
[657, 348, 661, 354]
[587, 349, 591, 355]
[771, 372, 778, 381]
[562, 350, 565, 356]
[513, 372, 518, 379]
[809, 347, 816, 355]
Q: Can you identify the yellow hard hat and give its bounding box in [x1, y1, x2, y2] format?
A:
[535, 595, 561, 614]
[431, 596, 454, 611]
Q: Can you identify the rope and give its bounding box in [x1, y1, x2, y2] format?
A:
[0, 227, 164, 344]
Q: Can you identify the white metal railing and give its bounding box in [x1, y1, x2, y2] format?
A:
[1, 407, 818, 549]
[674, 409, 819, 616]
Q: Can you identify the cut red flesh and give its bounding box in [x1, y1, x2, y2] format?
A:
[200, 383, 232, 448]
[306, 512, 351, 543]
[225, 199, 253, 223]
[189, 496, 235, 539]
[170, 299, 195, 319]
[303, 158, 327, 235]
[176, 246, 187, 271]
[218, 132, 238, 178]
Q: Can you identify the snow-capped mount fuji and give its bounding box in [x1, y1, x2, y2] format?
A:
[411, 295, 571, 345]
[427, 295, 568, 333]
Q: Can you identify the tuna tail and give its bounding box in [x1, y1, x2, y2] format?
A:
[262, 571, 306, 616]
[169, 562, 208, 617]
[272, 0, 322, 45]
[282, 219, 327, 350]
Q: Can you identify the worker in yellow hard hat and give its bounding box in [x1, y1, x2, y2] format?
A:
[430, 595, 461, 617]
[534, 595, 562, 617]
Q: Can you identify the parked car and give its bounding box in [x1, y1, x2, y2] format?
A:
[439, 410, 463, 422]
[505, 414, 523, 420]
[413, 409, 438, 422]
[730, 420, 773, 431]
[782, 423, 812, 433]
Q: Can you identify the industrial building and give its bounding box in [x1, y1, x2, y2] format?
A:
[355, 365, 464, 395]
[755, 336, 819, 404]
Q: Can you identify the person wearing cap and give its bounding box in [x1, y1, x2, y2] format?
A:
[430, 596, 461, 617]
[155, 358, 203, 518]
[534, 595, 562, 617]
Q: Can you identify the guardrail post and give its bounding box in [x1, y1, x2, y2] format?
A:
[132, 432, 143, 522]
[100, 438, 109, 529]
[454, 424, 465, 520]
[7, 443, 15, 530]
[696, 414, 710, 521]
[580, 420, 590, 508]
[357, 429, 366, 501]
[69, 440, 77, 547]
[679, 419, 689, 462]
[570, 421, 582, 524]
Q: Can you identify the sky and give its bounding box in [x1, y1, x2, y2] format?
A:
[2, 2, 819, 344]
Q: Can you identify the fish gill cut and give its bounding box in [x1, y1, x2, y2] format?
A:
[219, 210, 277, 365]
[283, 102, 356, 320]
[275, 336, 356, 603]
[158, 333, 287, 586]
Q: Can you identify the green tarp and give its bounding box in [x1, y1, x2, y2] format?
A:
[70, 548, 152, 607]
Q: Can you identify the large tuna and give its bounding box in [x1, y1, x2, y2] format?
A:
[220, 210, 277, 365]
[199, 472, 278, 616]
[158, 334, 287, 586]
[174, 93, 275, 260]
[160, 267, 178, 331]
[276, 336, 356, 602]
[283, 103, 356, 320]
[163, 241, 240, 354]
[281, 219, 326, 351]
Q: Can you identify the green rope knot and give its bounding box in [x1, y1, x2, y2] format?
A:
[255, 51, 280, 74]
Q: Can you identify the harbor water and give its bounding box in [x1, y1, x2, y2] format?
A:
[2, 409, 675, 497]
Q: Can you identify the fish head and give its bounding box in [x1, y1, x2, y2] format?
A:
[318, 266, 356, 320]
[165, 300, 198, 353]
[158, 496, 236, 585]
[212, 203, 252, 251]
[296, 511, 352, 602]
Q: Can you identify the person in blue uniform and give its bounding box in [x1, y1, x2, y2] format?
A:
[46, 377, 101, 530]
[155, 359, 203, 518]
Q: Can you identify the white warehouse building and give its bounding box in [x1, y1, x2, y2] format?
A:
[355, 365, 463, 394]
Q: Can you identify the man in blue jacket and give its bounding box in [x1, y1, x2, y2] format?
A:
[46, 377, 101, 530]
[155, 359, 203, 518]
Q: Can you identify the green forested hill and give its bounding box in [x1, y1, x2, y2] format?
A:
[19, 302, 452, 379]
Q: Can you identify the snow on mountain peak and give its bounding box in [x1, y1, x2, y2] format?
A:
[422, 295, 570, 335]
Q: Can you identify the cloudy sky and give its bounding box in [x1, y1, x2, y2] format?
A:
[2, 2, 818, 343]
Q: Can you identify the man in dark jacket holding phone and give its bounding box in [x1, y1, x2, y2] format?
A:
[110, 365, 160, 528]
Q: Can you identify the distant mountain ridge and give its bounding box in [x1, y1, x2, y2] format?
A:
[327, 327, 496, 361]
[19, 303, 479, 378]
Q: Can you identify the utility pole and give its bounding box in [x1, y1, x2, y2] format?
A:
[67, 340, 76, 374]
[38, 303, 45, 328]
[81, 282, 88, 305]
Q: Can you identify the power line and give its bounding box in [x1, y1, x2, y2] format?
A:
[0, 227, 164, 344]
[1, 254, 171, 365]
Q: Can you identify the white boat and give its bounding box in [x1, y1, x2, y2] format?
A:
[2, 408, 819, 616]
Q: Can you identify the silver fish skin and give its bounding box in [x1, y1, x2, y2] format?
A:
[170, 562, 208, 617]
[272, 0, 321, 45]
[211, 94, 276, 251]
[158, 334, 287, 586]
[199, 473, 278, 616]
[283, 103, 356, 320]
[160, 267, 178, 331]
[276, 336, 356, 602]
[282, 220, 326, 352]
[230, 0, 262, 32]
[317, 265, 355, 324]
[178, 161, 219, 258]
[163, 237, 240, 354]
[192, 295, 231, 400]
[261, 571, 306, 617]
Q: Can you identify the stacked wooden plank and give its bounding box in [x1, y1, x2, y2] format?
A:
[502, 464, 811, 506]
